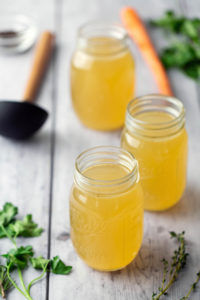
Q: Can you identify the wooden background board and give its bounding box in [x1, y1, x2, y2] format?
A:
[0, 0, 200, 299]
[0, 0, 55, 299]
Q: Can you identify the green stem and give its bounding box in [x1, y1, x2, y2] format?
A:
[154, 272, 177, 300]
[181, 272, 200, 299]
[168, 238, 185, 283]
[0, 225, 17, 248]
[17, 268, 33, 300]
[6, 265, 27, 299]
[161, 260, 168, 290]
[154, 236, 185, 300]
[0, 279, 5, 298]
[183, 286, 194, 300]
[27, 263, 48, 294]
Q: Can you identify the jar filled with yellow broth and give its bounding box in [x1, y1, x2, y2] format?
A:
[121, 95, 188, 211]
[70, 146, 143, 271]
[70, 23, 135, 130]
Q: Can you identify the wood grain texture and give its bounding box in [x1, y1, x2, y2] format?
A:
[0, 0, 200, 299]
[0, 0, 55, 299]
[49, 0, 200, 300]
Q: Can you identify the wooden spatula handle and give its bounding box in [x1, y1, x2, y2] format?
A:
[23, 31, 55, 102]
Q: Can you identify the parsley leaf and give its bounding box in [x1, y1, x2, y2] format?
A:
[0, 214, 43, 239]
[150, 11, 185, 33]
[151, 11, 200, 41]
[30, 256, 50, 270]
[161, 42, 196, 68]
[51, 256, 72, 275]
[182, 61, 200, 79]
[0, 203, 18, 227]
[2, 246, 34, 270]
[181, 19, 200, 41]
[151, 11, 200, 81]
[8, 214, 43, 238]
[30, 256, 72, 275]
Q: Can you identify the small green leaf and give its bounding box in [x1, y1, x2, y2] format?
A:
[181, 19, 200, 41]
[2, 246, 34, 270]
[0, 214, 43, 239]
[161, 42, 196, 68]
[51, 256, 72, 275]
[8, 214, 43, 238]
[0, 203, 18, 227]
[30, 256, 50, 270]
[150, 11, 185, 32]
[170, 231, 177, 238]
[182, 62, 200, 80]
[152, 292, 157, 299]
[0, 227, 7, 238]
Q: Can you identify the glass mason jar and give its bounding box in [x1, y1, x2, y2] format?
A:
[121, 94, 188, 211]
[70, 22, 135, 131]
[70, 146, 143, 271]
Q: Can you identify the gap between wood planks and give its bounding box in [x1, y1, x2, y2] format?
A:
[46, 0, 63, 299]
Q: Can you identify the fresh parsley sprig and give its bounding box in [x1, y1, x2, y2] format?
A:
[0, 202, 72, 300]
[150, 11, 200, 80]
[0, 203, 43, 241]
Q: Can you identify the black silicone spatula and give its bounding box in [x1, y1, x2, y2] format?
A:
[0, 31, 54, 140]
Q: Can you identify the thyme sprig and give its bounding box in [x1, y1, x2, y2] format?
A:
[180, 271, 200, 300]
[152, 231, 200, 300]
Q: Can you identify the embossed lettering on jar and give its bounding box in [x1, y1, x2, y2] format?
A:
[70, 22, 135, 130]
[121, 95, 188, 211]
[70, 146, 143, 271]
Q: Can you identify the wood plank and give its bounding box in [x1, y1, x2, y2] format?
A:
[0, 0, 55, 299]
[48, 0, 200, 299]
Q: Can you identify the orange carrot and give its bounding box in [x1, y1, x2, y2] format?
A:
[121, 7, 173, 96]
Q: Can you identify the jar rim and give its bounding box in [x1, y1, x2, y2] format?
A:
[78, 21, 128, 41]
[126, 94, 185, 138]
[74, 146, 139, 191]
[77, 22, 128, 55]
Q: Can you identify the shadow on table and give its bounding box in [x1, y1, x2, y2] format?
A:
[106, 184, 200, 292]
[102, 237, 168, 298]
[142, 183, 200, 223]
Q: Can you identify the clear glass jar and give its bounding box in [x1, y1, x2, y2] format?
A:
[70, 22, 135, 131]
[70, 146, 143, 271]
[121, 94, 188, 211]
[0, 15, 37, 54]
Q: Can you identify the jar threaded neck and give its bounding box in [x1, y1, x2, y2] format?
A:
[125, 94, 185, 138]
[77, 22, 128, 55]
[74, 146, 139, 194]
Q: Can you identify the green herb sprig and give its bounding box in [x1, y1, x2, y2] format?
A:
[0, 265, 13, 299]
[150, 11, 200, 80]
[0, 203, 72, 300]
[181, 271, 200, 299]
[152, 231, 200, 300]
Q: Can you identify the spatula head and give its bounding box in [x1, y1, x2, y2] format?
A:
[0, 101, 48, 140]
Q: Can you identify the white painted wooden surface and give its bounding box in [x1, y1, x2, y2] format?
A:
[0, 0, 200, 299]
[0, 0, 54, 299]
